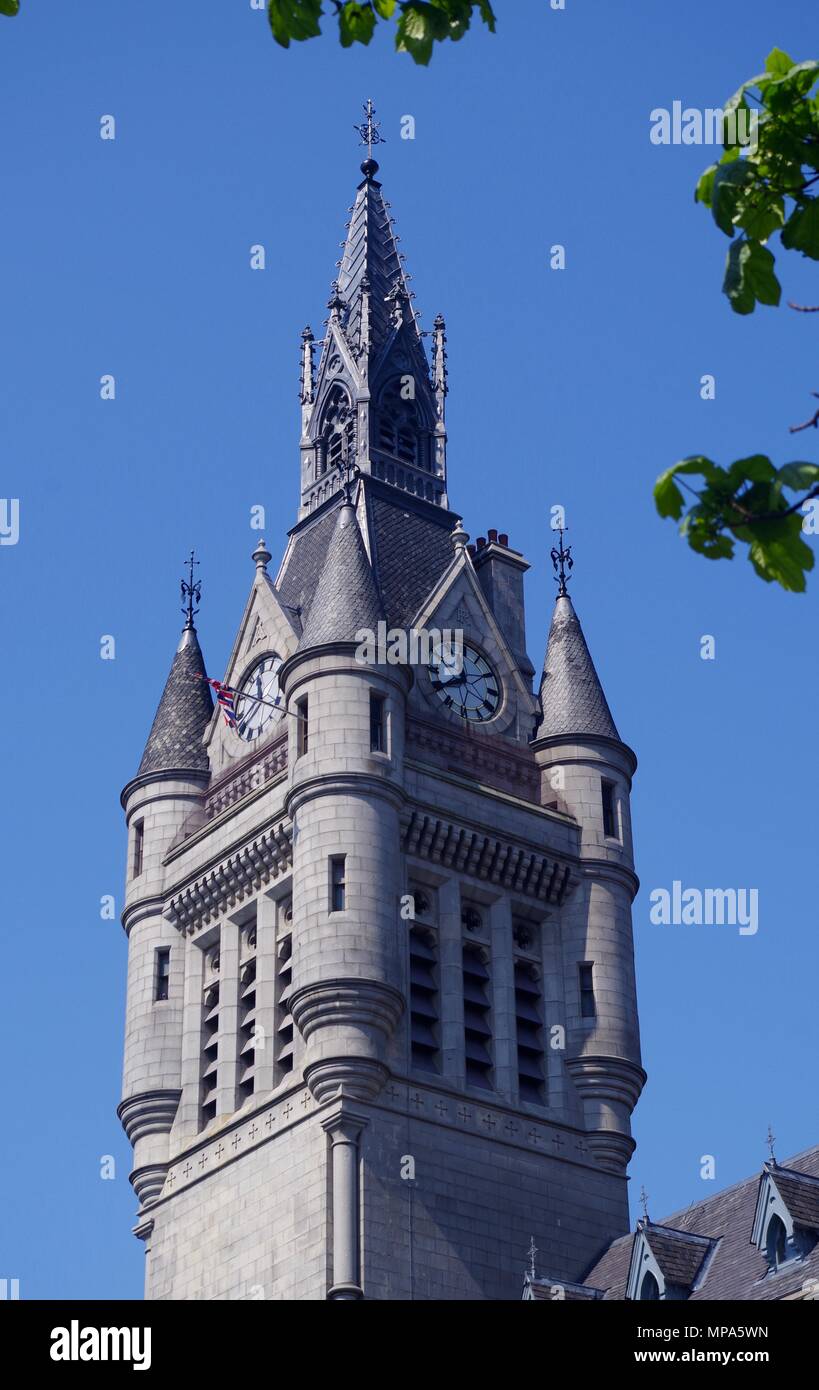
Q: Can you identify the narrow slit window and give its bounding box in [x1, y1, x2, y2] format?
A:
[601, 779, 617, 838]
[579, 962, 596, 1019]
[132, 819, 144, 878]
[155, 947, 170, 1001]
[330, 856, 346, 913]
[370, 693, 386, 753]
[297, 696, 309, 757]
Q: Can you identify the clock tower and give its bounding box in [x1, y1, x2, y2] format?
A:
[118, 110, 645, 1300]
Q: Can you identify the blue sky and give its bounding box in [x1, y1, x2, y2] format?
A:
[1, 2, 816, 1299]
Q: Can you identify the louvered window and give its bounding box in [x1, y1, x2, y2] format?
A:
[462, 942, 493, 1089]
[276, 899, 294, 1077]
[200, 948, 220, 1128]
[238, 926, 257, 1104]
[514, 960, 544, 1105]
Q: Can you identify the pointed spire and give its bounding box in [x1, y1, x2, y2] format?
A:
[297, 499, 385, 649]
[137, 566, 214, 777]
[534, 592, 619, 742]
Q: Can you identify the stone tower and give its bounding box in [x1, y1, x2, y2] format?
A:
[118, 123, 645, 1301]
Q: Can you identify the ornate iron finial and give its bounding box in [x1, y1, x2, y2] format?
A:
[550, 527, 573, 597]
[354, 97, 385, 166]
[527, 1236, 538, 1281]
[181, 549, 201, 629]
[639, 1185, 650, 1223]
[766, 1125, 777, 1164]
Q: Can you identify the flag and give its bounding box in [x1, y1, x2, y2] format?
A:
[203, 676, 237, 728]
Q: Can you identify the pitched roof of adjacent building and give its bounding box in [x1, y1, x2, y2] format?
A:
[534, 594, 619, 742]
[583, 1146, 819, 1301]
[137, 625, 213, 776]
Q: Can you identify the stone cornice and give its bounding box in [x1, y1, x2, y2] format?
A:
[285, 770, 406, 819]
[120, 766, 210, 811]
[401, 806, 576, 904]
[163, 820, 293, 934]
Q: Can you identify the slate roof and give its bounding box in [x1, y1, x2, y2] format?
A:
[137, 626, 213, 776]
[771, 1167, 819, 1230]
[278, 480, 457, 632]
[336, 167, 416, 357]
[535, 594, 619, 742]
[643, 1225, 713, 1288]
[583, 1147, 819, 1301]
[296, 500, 386, 648]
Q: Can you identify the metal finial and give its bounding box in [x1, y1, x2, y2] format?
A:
[354, 97, 385, 164]
[766, 1125, 777, 1164]
[639, 1185, 650, 1223]
[181, 549, 201, 628]
[550, 527, 573, 597]
[527, 1236, 538, 1281]
[335, 452, 361, 506]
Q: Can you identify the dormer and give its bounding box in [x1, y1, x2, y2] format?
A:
[751, 1163, 819, 1274]
[625, 1222, 714, 1301]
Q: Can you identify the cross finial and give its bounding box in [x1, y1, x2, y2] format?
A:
[335, 453, 361, 506]
[766, 1125, 777, 1164]
[527, 1236, 538, 1281]
[639, 1185, 650, 1223]
[354, 97, 385, 172]
[181, 549, 201, 629]
[550, 527, 573, 597]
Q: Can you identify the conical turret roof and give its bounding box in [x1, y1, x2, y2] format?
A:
[534, 594, 619, 742]
[297, 499, 386, 649]
[137, 625, 213, 776]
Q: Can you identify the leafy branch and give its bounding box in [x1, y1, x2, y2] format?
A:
[267, 0, 496, 64]
[656, 49, 819, 591]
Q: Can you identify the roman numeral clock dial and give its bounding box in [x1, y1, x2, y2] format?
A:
[234, 654, 284, 741]
[428, 641, 501, 722]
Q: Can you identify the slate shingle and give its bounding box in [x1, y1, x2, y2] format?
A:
[137, 626, 213, 776]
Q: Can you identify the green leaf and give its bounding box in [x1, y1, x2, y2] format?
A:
[0, 0, 20, 13]
[736, 192, 784, 241]
[372, 0, 396, 15]
[781, 198, 819, 259]
[766, 47, 794, 78]
[339, 1, 377, 46]
[711, 159, 754, 235]
[396, 4, 434, 63]
[777, 461, 819, 489]
[267, 0, 323, 48]
[746, 520, 814, 591]
[723, 239, 781, 313]
[654, 473, 685, 520]
[726, 454, 776, 485]
[695, 163, 717, 207]
[475, 0, 497, 30]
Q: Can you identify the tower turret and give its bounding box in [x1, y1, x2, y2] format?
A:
[532, 541, 644, 1174]
[118, 570, 213, 1210]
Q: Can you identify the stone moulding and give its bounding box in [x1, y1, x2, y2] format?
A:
[401, 807, 575, 904]
[164, 821, 293, 933]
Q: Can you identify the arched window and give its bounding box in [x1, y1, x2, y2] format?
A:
[639, 1271, 660, 1301]
[317, 386, 353, 479]
[766, 1215, 787, 1267]
[377, 378, 427, 470]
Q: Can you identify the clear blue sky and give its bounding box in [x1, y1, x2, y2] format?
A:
[1, 2, 816, 1299]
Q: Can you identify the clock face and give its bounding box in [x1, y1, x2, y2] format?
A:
[428, 641, 501, 723]
[234, 654, 284, 742]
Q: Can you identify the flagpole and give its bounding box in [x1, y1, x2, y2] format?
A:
[196, 674, 285, 713]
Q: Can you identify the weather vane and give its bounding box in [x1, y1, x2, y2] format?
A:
[335, 454, 361, 505]
[639, 1185, 650, 1223]
[181, 549, 201, 628]
[354, 97, 385, 161]
[766, 1125, 777, 1164]
[551, 527, 573, 596]
[527, 1236, 538, 1281]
